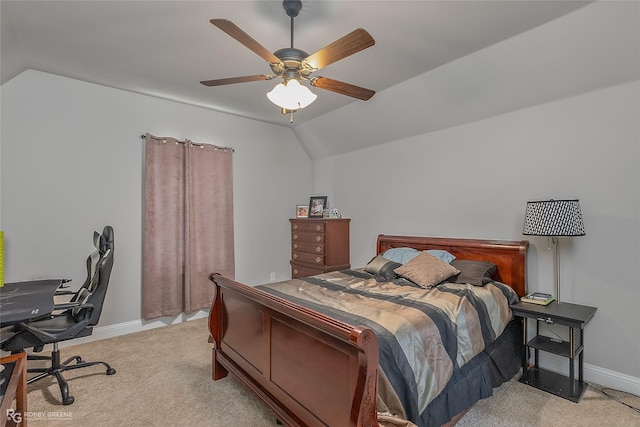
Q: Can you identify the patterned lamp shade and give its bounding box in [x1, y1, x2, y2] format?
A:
[523, 199, 585, 236]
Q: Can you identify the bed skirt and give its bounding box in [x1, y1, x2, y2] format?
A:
[420, 319, 522, 427]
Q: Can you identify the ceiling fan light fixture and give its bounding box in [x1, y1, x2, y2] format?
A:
[203, 1, 375, 122]
[267, 79, 317, 111]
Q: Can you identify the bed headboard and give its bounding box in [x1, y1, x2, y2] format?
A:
[376, 235, 529, 297]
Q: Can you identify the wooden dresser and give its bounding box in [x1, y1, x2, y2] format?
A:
[289, 218, 350, 279]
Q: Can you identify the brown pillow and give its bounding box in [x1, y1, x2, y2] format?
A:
[450, 260, 497, 286]
[394, 252, 460, 289]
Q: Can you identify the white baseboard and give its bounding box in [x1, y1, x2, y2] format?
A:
[532, 352, 640, 397]
[58, 310, 209, 348]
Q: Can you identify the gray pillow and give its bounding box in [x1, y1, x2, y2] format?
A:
[450, 260, 497, 286]
[364, 255, 402, 280]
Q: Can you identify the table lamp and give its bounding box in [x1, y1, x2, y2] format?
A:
[523, 199, 585, 303]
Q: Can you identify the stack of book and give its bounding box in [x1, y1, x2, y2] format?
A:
[521, 292, 554, 305]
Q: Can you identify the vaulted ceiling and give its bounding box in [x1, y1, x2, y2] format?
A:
[3, 1, 638, 159]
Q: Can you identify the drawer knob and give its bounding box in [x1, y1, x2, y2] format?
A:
[316, 236, 321, 242]
[293, 243, 298, 249]
[293, 253, 298, 259]
[315, 246, 321, 252]
[293, 269, 298, 275]
[293, 234, 298, 240]
[293, 224, 298, 230]
[315, 225, 321, 231]
[316, 257, 321, 263]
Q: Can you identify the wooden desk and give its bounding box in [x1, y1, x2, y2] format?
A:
[1, 352, 27, 427]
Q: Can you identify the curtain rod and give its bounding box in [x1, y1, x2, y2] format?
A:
[140, 134, 234, 152]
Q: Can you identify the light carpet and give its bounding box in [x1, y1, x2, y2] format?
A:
[18, 318, 640, 426]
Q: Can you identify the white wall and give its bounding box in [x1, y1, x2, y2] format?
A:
[313, 80, 640, 393]
[0, 70, 312, 326]
[1, 1, 638, 397]
[295, 1, 640, 161]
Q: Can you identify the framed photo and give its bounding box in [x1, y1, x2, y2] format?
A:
[308, 196, 327, 218]
[296, 205, 309, 218]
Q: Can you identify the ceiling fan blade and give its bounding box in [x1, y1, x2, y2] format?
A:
[210, 19, 281, 64]
[310, 77, 375, 101]
[200, 75, 272, 86]
[303, 29, 375, 71]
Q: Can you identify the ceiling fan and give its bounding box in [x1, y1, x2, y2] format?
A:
[200, 0, 375, 122]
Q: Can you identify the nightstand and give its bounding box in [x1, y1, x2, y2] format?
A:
[510, 300, 597, 402]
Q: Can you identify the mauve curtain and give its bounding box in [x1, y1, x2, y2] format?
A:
[142, 134, 234, 320]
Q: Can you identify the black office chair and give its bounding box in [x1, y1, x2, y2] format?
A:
[1, 225, 116, 405]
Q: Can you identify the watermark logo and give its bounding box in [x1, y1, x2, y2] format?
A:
[6, 409, 74, 423]
[6, 409, 22, 424]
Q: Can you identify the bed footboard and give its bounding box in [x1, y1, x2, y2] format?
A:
[208, 273, 379, 427]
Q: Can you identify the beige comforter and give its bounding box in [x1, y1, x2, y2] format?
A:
[258, 269, 518, 425]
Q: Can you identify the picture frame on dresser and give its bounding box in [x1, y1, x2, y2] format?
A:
[308, 196, 327, 218]
[296, 205, 308, 218]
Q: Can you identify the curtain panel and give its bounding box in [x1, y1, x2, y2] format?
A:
[142, 134, 234, 320]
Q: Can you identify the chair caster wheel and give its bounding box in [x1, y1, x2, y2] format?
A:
[63, 396, 74, 405]
[106, 368, 116, 375]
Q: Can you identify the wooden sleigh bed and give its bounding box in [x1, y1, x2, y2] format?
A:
[208, 235, 528, 427]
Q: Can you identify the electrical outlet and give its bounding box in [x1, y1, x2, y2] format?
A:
[270, 272, 276, 282]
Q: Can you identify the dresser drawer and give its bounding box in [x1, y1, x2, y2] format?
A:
[291, 221, 325, 233]
[291, 252, 325, 265]
[291, 231, 325, 244]
[291, 263, 325, 279]
[292, 241, 324, 255]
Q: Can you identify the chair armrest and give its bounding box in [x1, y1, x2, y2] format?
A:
[19, 318, 90, 343]
[18, 321, 58, 342]
[18, 301, 95, 343]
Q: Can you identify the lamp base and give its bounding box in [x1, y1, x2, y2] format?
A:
[552, 236, 561, 304]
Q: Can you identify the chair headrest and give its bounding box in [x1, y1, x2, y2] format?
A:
[94, 225, 114, 255]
